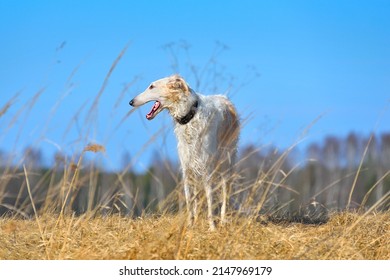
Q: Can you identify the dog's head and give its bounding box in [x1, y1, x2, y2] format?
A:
[129, 75, 192, 120]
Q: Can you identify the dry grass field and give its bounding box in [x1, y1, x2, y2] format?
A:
[1, 211, 389, 260]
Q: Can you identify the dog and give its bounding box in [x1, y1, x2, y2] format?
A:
[129, 74, 239, 230]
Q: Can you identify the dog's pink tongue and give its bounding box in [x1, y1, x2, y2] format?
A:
[146, 101, 160, 120]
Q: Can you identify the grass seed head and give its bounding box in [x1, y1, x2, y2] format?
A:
[83, 144, 106, 153]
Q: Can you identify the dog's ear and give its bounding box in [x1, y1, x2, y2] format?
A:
[168, 75, 189, 92]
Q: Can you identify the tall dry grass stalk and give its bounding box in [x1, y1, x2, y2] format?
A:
[23, 164, 49, 259]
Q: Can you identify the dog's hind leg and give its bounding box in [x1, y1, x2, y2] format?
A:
[220, 177, 227, 225]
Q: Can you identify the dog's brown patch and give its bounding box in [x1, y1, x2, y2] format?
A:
[167, 75, 190, 94]
[164, 75, 191, 104]
[218, 100, 240, 147]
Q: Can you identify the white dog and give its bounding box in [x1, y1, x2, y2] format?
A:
[130, 75, 239, 230]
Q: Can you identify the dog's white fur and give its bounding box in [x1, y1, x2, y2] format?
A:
[130, 75, 239, 230]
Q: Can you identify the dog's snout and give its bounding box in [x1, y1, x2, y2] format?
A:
[129, 99, 134, 106]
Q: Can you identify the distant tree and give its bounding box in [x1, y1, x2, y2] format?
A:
[381, 133, 390, 169]
[366, 134, 379, 165]
[322, 136, 342, 207]
[378, 133, 390, 203]
[322, 136, 341, 170]
[305, 143, 323, 202]
[307, 143, 321, 162]
[237, 145, 264, 184]
[346, 132, 360, 168]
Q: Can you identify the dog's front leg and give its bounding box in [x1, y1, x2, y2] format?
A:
[184, 178, 197, 226]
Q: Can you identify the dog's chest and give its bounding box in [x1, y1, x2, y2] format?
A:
[175, 123, 198, 146]
[174, 118, 208, 160]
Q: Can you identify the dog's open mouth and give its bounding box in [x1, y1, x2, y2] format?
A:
[146, 101, 161, 120]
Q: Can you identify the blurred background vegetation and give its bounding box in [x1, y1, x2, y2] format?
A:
[1, 131, 389, 218]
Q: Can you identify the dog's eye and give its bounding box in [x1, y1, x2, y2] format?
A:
[149, 85, 154, 90]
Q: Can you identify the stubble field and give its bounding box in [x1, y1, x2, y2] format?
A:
[1, 211, 389, 260]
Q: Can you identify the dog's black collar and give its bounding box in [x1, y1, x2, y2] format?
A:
[176, 100, 199, 125]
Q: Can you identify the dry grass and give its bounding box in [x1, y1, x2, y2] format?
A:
[0, 211, 389, 260]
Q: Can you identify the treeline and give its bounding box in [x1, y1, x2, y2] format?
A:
[238, 132, 390, 212]
[0, 132, 389, 217]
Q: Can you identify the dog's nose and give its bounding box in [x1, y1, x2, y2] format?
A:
[129, 99, 134, 106]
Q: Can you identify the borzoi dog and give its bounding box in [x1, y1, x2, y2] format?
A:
[129, 75, 239, 230]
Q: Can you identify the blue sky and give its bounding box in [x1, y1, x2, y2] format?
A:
[1, 1, 389, 171]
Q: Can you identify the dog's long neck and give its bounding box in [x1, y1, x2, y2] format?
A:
[171, 90, 199, 125]
[175, 99, 199, 125]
